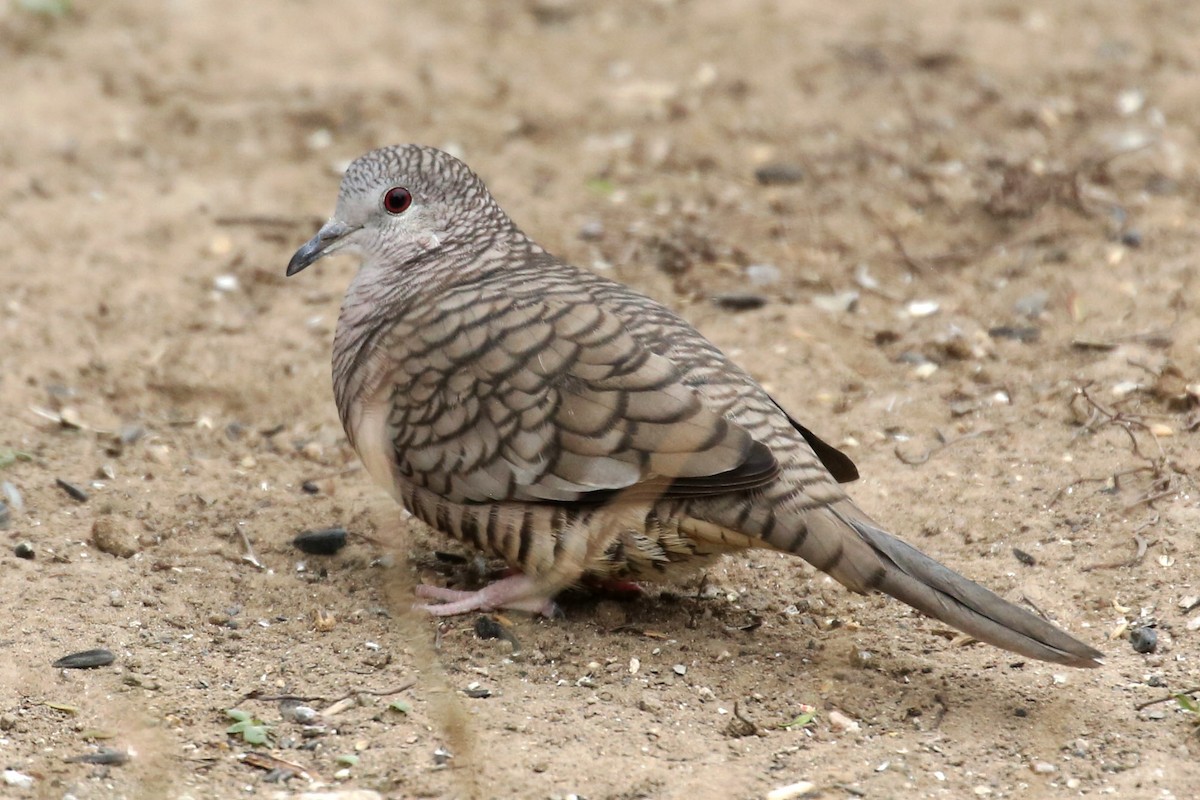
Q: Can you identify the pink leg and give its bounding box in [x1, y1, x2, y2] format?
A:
[414, 575, 558, 617]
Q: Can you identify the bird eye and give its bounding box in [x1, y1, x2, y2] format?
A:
[382, 186, 413, 215]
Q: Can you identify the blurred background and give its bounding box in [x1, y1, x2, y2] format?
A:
[1, 1, 1196, 798]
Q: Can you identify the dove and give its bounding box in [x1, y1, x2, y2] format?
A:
[287, 144, 1101, 667]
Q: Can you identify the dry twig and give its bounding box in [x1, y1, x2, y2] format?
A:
[1080, 535, 1150, 573]
[894, 428, 996, 466]
[243, 677, 417, 706]
[1134, 686, 1200, 712]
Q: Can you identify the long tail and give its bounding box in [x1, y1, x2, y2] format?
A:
[794, 502, 1103, 667]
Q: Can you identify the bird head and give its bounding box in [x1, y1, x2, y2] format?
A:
[286, 144, 511, 276]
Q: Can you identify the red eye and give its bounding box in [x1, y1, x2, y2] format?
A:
[382, 186, 413, 214]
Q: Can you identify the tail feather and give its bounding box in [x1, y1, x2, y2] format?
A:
[798, 503, 1103, 668]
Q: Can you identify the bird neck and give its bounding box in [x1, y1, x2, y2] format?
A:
[363, 228, 538, 299]
[334, 229, 542, 372]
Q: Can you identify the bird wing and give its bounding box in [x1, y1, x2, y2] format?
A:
[375, 285, 779, 504]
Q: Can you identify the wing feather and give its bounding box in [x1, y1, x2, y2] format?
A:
[376, 290, 779, 504]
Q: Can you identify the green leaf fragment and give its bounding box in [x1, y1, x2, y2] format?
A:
[241, 725, 270, 745]
[0, 449, 34, 469]
[18, 0, 72, 17]
[585, 177, 615, 196]
[225, 708, 271, 745]
[46, 701, 80, 714]
[781, 711, 817, 729]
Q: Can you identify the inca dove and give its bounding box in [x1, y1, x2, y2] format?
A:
[287, 144, 1101, 667]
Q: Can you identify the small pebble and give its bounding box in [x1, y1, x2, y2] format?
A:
[673, 664, 687, 676]
[913, 362, 939, 379]
[291, 706, 320, 724]
[307, 129, 333, 151]
[2, 769, 34, 789]
[987, 325, 1040, 342]
[1031, 761, 1057, 774]
[637, 695, 660, 714]
[209, 235, 233, 256]
[55, 477, 89, 502]
[812, 291, 859, 314]
[828, 710, 860, 732]
[91, 516, 139, 558]
[754, 163, 806, 186]
[300, 440, 325, 461]
[53, 648, 116, 669]
[1129, 626, 1158, 654]
[905, 299, 940, 318]
[64, 748, 130, 766]
[463, 682, 491, 699]
[745, 264, 781, 287]
[712, 292, 767, 311]
[118, 424, 146, 445]
[1014, 291, 1049, 318]
[1115, 88, 1145, 116]
[765, 780, 817, 800]
[577, 220, 605, 241]
[473, 615, 505, 641]
[1012, 547, 1036, 566]
[58, 407, 84, 429]
[1111, 380, 1141, 399]
[301, 480, 320, 494]
[213, 274, 239, 293]
[1120, 229, 1142, 248]
[14, 541, 34, 559]
[293, 527, 348, 555]
[122, 673, 159, 690]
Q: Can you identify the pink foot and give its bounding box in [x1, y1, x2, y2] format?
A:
[414, 575, 558, 617]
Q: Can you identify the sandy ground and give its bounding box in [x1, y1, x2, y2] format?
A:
[2, 1, 1198, 798]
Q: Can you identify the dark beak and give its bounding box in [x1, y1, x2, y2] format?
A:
[286, 220, 353, 276]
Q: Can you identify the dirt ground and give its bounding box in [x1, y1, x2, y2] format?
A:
[2, 1, 1198, 798]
